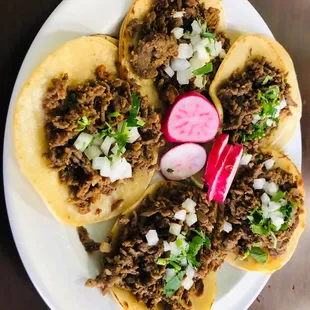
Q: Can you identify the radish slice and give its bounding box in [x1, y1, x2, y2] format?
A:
[204, 134, 229, 185]
[162, 92, 220, 143]
[160, 143, 207, 181]
[207, 144, 243, 202]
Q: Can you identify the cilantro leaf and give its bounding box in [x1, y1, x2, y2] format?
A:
[192, 63, 213, 76]
[167, 168, 174, 173]
[126, 92, 145, 127]
[112, 122, 129, 156]
[272, 191, 285, 202]
[75, 116, 91, 132]
[157, 258, 167, 266]
[96, 122, 113, 139]
[109, 112, 121, 117]
[262, 75, 273, 85]
[251, 224, 269, 236]
[201, 32, 216, 40]
[241, 249, 250, 260]
[249, 247, 269, 264]
[270, 231, 277, 249]
[163, 271, 186, 298]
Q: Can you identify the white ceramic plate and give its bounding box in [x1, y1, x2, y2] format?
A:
[4, 0, 302, 309]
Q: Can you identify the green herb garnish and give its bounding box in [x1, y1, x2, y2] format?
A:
[126, 92, 145, 127]
[75, 116, 91, 132]
[96, 122, 114, 139]
[272, 191, 285, 202]
[262, 75, 273, 85]
[249, 247, 269, 264]
[163, 271, 186, 298]
[270, 231, 277, 249]
[109, 112, 121, 117]
[167, 168, 174, 173]
[201, 32, 216, 40]
[241, 249, 250, 260]
[112, 121, 129, 156]
[192, 63, 213, 76]
[157, 258, 167, 266]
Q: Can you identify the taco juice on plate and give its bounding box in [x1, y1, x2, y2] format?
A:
[221, 149, 305, 273]
[14, 36, 163, 226]
[210, 34, 302, 152]
[120, 0, 229, 108]
[85, 182, 225, 309]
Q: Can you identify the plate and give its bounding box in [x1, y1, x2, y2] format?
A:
[3, 0, 302, 309]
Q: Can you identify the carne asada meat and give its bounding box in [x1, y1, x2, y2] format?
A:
[85, 183, 225, 309]
[218, 57, 296, 152]
[42, 65, 163, 214]
[221, 151, 304, 261]
[128, 0, 230, 105]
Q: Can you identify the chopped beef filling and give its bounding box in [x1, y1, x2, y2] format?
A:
[129, 0, 230, 105]
[77, 226, 101, 253]
[218, 57, 296, 153]
[42, 65, 163, 214]
[222, 152, 304, 258]
[85, 183, 225, 310]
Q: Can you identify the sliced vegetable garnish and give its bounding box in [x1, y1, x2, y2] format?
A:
[126, 92, 145, 127]
[204, 134, 229, 185]
[162, 92, 220, 143]
[109, 112, 121, 117]
[160, 143, 207, 181]
[262, 75, 273, 85]
[192, 62, 213, 76]
[75, 116, 91, 132]
[163, 270, 186, 298]
[249, 247, 269, 264]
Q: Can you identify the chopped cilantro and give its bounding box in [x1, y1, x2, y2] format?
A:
[262, 75, 273, 85]
[241, 249, 250, 261]
[251, 224, 269, 236]
[176, 239, 183, 248]
[192, 63, 213, 76]
[201, 32, 216, 40]
[96, 122, 113, 139]
[249, 247, 269, 264]
[126, 92, 145, 127]
[270, 231, 277, 249]
[157, 258, 167, 266]
[163, 271, 186, 298]
[75, 116, 91, 132]
[109, 112, 121, 117]
[112, 121, 129, 156]
[167, 168, 174, 173]
[280, 202, 297, 231]
[272, 191, 285, 202]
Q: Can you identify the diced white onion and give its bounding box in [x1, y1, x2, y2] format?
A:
[165, 269, 176, 282]
[191, 35, 202, 49]
[171, 27, 184, 39]
[264, 182, 278, 196]
[174, 210, 187, 221]
[266, 119, 274, 127]
[194, 75, 204, 88]
[196, 45, 210, 62]
[109, 157, 132, 182]
[279, 99, 287, 109]
[223, 221, 233, 233]
[169, 223, 182, 236]
[164, 66, 175, 78]
[172, 11, 185, 18]
[93, 137, 103, 146]
[219, 49, 226, 59]
[181, 258, 188, 266]
[189, 53, 206, 70]
[128, 127, 140, 143]
[191, 20, 202, 34]
[74, 132, 93, 152]
[178, 43, 193, 59]
[262, 204, 269, 219]
[146, 230, 159, 246]
[211, 41, 222, 57]
[164, 241, 171, 252]
[279, 199, 288, 206]
[268, 201, 281, 212]
[176, 68, 193, 85]
[84, 145, 102, 160]
[182, 198, 196, 213]
[264, 159, 275, 170]
[186, 265, 195, 279]
[182, 276, 194, 290]
[101, 136, 116, 156]
[261, 192, 271, 205]
[200, 38, 211, 47]
[171, 58, 191, 71]
[253, 178, 266, 190]
[240, 154, 253, 166]
[270, 212, 285, 231]
[100, 242, 111, 253]
[169, 241, 182, 255]
[92, 156, 110, 174]
[185, 213, 197, 227]
[252, 114, 261, 124]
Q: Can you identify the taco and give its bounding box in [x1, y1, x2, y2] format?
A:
[220, 149, 305, 273]
[14, 36, 163, 226]
[119, 0, 229, 109]
[85, 182, 226, 309]
[209, 34, 302, 152]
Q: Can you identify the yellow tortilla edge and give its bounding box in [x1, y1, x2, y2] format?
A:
[226, 149, 306, 274]
[209, 34, 302, 151]
[109, 182, 217, 310]
[13, 35, 157, 226]
[119, 0, 226, 110]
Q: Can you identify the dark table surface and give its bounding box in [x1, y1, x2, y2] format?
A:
[1, 0, 309, 309]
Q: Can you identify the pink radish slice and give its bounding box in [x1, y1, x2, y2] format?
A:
[160, 143, 207, 181]
[204, 134, 229, 185]
[162, 92, 220, 143]
[207, 144, 243, 202]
